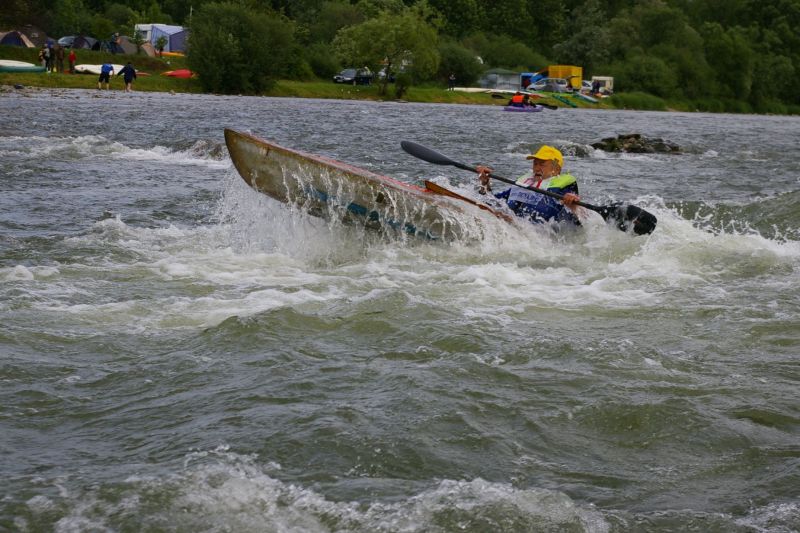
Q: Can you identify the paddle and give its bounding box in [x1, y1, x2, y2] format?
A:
[490, 93, 558, 110]
[424, 180, 514, 222]
[401, 141, 657, 235]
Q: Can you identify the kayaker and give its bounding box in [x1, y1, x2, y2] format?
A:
[476, 145, 582, 225]
[507, 91, 526, 108]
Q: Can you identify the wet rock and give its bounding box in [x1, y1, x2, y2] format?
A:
[592, 133, 680, 154]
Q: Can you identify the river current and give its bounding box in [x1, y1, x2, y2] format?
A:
[1, 88, 799, 532]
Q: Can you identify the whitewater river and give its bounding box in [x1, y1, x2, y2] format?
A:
[1, 88, 798, 532]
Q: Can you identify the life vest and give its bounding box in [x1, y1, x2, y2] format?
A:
[511, 94, 525, 104]
[502, 173, 580, 225]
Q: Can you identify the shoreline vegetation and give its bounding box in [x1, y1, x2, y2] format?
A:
[1, 46, 795, 115]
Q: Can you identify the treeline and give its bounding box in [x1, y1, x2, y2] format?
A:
[4, 0, 799, 112]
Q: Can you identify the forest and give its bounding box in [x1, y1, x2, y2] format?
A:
[3, 0, 799, 113]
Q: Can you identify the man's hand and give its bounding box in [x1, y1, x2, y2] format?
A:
[476, 165, 493, 194]
[562, 192, 580, 208]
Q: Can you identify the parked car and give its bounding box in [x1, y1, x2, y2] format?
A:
[333, 68, 373, 85]
[531, 77, 572, 93]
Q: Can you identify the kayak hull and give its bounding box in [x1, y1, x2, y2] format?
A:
[0, 60, 46, 73]
[224, 129, 488, 240]
[74, 64, 125, 75]
[503, 105, 543, 112]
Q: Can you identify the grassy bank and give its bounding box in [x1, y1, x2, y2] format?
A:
[1, 44, 609, 108]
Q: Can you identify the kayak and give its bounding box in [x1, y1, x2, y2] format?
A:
[74, 64, 125, 75]
[0, 60, 46, 73]
[503, 105, 543, 112]
[575, 92, 599, 104]
[163, 69, 194, 78]
[224, 129, 493, 240]
[551, 94, 578, 108]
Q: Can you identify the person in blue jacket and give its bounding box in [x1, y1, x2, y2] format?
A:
[97, 63, 115, 90]
[117, 62, 137, 92]
[476, 145, 581, 225]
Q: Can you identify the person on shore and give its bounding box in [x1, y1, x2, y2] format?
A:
[448, 73, 456, 91]
[98, 63, 114, 90]
[476, 145, 582, 226]
[39, 45, 50, 70]
[68, 49, 76, 73]
[117, 62, 137, 92]
[55, 44, 65, 73]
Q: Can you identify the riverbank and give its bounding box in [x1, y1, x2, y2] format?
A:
[0, 72, 609, 109]
[0, 45, 609, 109]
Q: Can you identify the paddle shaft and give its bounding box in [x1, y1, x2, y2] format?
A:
[424, 180, 514, 222]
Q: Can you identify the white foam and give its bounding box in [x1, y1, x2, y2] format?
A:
[0, 135, 229, 168]
[45, 447, 610, 532]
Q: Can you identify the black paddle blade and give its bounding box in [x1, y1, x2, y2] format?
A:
[400, 141, 454, 166]
[599, 204, 658, 235]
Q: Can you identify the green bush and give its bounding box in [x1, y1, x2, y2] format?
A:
[188, 3, 296, 94]
[305, 42, 341, 79]
[437, 40, 483, 86]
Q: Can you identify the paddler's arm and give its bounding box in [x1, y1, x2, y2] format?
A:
[476, 165, 493, 195]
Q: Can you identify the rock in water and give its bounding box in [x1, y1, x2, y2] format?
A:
[592, 133, 680, 153]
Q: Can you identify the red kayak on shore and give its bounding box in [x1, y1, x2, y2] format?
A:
[162, 69, 194, 78]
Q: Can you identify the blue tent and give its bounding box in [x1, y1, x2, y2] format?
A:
[150, 24, 187, 52]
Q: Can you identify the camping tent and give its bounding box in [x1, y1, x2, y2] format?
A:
[71, 35, 98, 49]
[108, 35, 137, 55]
[150, 24, 187, 52]
[0, 30, 36, 47]
[135, 24, 187, 52]
[140, 42, 157, 57]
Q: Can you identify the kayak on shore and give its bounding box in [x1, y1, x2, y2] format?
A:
[0, 60, 45, 73]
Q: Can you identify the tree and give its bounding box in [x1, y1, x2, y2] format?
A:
[427, 0, 482, 38]
[333, 7, 440, 95]
[307, 1, 364, 43]
[464, 32, 548, 70]
[437, 40, 483, 86]
[155, 35, 168, 56]
[188, 3, 297, 94]
[552, 0, 611, 76]
[701, 23, 754, 99]
[52, 0, 92, 37]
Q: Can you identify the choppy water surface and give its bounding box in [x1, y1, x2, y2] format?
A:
[1, 89, 799, 532]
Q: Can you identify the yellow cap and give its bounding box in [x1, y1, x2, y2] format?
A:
[526, 145, 563, 167]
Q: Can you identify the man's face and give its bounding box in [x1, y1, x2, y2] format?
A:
[532, 158, 559, 180]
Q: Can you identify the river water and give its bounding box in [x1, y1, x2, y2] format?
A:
[1, 88, 799, 532]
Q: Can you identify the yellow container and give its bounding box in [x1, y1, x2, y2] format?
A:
[547, 65, 583, 88]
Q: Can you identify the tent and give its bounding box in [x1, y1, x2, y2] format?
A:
[136, 24, 187, 52]
[71, 35, 98, 49]
[0, 30, 36, 48]
[140, 42, 157, 57]
[150, 24, 187, 52]
[108, 35, 137, 55]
